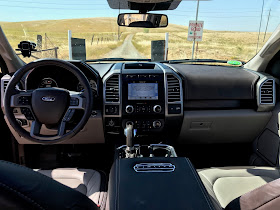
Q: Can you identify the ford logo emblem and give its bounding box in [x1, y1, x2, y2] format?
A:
[41, 96, 55, 102]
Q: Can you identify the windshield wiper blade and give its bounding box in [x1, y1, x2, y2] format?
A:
[161, 59, 244, 65]
[85, 58, 151, 62]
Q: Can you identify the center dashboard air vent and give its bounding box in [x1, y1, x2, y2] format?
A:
[105, 75, 120, 102]
[167, 74, 181, 103]
[260, 79, 274, 104]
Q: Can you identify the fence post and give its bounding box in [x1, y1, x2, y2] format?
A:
[68, 30, 72, 60]
[54, 47, 58, 58]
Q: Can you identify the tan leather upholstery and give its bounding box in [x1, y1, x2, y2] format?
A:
[239, 178, 280, 210]
[36, 168, 106, 208]
[198, 166, 280, 209]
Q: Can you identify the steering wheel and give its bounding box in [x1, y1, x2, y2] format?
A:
[4, 59, 93, 144]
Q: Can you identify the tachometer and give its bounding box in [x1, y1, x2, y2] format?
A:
[77, 79, 97, 93]
[39, 78, 58, 88]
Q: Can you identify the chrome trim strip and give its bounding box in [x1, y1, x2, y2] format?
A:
[157, 64, 183, 117]
[103, 70, 122, 117]
[133, 163, 175, 173]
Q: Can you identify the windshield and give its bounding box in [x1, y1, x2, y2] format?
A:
[0, 0, 279, 64]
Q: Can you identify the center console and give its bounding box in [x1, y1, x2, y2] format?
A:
[106, 122, 214, 210]
[121, 71, 165, 133]
[103, 63, 183, 142]
[107, 145, 214, 210]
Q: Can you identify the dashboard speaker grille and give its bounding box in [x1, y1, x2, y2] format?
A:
[105, 75, 120, 102]
[167, 75, 180, 103]
[260, 79, 274, 104]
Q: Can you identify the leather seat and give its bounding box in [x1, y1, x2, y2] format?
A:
[36, 168, 106, 208]
[0, 160, 104, 209]
[198, 166, 280, 210]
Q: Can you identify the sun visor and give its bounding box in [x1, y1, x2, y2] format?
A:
[107, 0, 182, 11]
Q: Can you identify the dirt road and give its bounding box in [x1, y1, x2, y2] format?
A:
[105, 34, 145, 59]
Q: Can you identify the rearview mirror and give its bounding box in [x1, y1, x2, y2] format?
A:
[117, 13, 168, 28]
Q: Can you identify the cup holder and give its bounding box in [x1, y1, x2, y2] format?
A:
[117, 144, 177, 158]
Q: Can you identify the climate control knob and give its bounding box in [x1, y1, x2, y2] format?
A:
[125, 105, 134, 114]
[153, 120, 162, 129]
[153, 105, 162, 113]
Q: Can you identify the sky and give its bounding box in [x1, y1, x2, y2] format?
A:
[0, 0, 279, 32]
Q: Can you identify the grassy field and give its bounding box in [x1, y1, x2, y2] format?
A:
[132, 30, 272, 62]
[0, 17, 273, 62]
[0, 18, 131, 62]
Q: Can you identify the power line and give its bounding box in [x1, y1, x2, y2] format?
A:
[0, 4, 108, 10]
[256, 0, 265, 53]
[0, 0, 107, 6]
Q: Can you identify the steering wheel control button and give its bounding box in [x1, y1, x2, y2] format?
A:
[153, 105, 162, 113]
[20, 107, 34, 120]
[105, 105, 119, 115]
[153, 120, 162, 129]
[18, 96, 30, 105]
[70, 98, 79, 106]
[64, 109, 75, 122]
[125, 105, 134, 114]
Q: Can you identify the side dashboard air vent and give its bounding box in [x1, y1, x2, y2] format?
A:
[3, 80, 9, 93]
[260, 79, 274, 104]
[1, 75, 11, 108]
[105, 75, 120, 102]
[167, 75, 181, 103]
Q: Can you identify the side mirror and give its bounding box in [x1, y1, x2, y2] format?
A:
[117, 13, 168, 28]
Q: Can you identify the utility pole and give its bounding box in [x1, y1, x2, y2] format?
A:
[263, 8, 271, 42]
[118, 3, 120, 41]
[191, 0, 200, 60]
[256, 0, 265, 53]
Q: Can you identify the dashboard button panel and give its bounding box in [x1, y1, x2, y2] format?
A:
[105, 105, 119, 115]
[168, 104, 181, 114]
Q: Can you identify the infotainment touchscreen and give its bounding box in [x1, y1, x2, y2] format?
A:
[128, 83, 158, 100]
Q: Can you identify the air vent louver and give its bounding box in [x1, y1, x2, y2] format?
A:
[167, 75, 180, 103]
[3, 80, 9, 93]
[260, 79, 274, 104]
[105, 75, 120, 102]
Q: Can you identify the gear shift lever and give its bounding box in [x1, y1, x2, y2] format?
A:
[124, 124, 135, 158]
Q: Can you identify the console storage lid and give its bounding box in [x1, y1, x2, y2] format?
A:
[107, 157, 214, 210]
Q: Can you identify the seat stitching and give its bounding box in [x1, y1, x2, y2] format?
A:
[86, 171, 99, 197]
[185, 159, 215, 210]
[0, 181, 44, 209]
[255, 194, 280, 209]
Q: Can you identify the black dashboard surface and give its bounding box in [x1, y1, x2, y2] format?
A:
[169, 64, 259, 100]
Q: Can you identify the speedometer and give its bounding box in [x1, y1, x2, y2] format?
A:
[77, 79, 97, 93]
[39, 78, 58, 88]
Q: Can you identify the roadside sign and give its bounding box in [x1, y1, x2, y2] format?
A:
[151, 40, 165, 61]
[187, 20, 204, 42]
[71, 38, 86, 60]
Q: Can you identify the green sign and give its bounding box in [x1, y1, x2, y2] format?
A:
[71, 38, 86, 60]
[227, 60, 242, 66]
